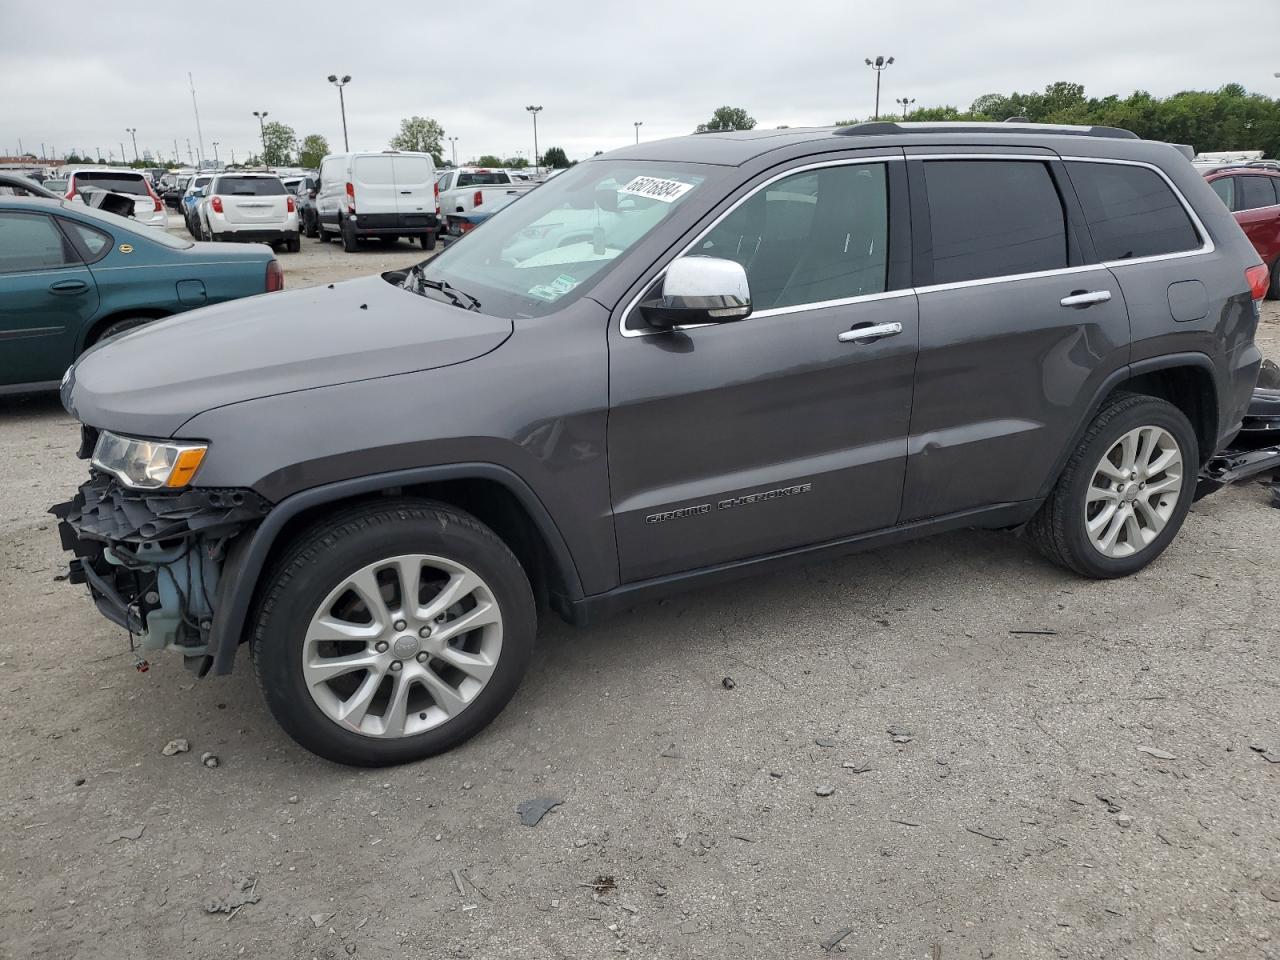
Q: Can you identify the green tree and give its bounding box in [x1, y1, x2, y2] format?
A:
[390, 116, 444, 155]
[475, 154, 504, 167]
[260, 121, 296, 166]
[503, 156, 528, 169]
[695, 106, 756, 133]
[298, 134, 329, 168]
[542, 146, 570, 168]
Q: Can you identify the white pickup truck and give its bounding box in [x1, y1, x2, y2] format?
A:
[436, 168, 533, 221]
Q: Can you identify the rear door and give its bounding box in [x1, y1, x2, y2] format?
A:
[352, 155, 398, 219]
[900, 153, 1130, 521]
[0, 210, 99, 387]
[1233, 174, 1280, 265]
[390, 154, 435, 225]
[216, 175, 287, 227]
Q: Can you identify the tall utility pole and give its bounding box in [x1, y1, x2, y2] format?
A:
[119, 142, 126, 164]
[328, 75, 351, 151]
[95, 146, 102, 163]
[189, 73, 205, 163]
[173, 139, 180, 165]
[253, 111, 269, 162]
[447, 136, 458, 166]
[187, 139, 194, 165]
[864, 55, 895, 120]
[895, 97, 915, 119]
[525, 105, 543, 175]
[212, 141, 220, 165]
[126, 127, 139, 162]
[634, 121, 643, 144]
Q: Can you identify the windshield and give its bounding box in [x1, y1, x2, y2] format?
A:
[70, 202, 195, 249]
[420, 160, 714, 317]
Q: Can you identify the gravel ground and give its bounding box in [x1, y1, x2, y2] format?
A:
[1, 248, 1277, 959]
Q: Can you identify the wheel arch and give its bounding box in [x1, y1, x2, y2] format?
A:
[80, 307, 173, 352]
[1036, 353, 1219, 500]
[207, 463, 584, 675]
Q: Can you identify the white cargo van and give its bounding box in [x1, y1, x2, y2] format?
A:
[315, 151, 439, 252]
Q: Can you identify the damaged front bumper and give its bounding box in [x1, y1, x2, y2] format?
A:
[51, 471, 271, 668]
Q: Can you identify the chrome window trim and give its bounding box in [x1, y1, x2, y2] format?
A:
[619, 155, 903, 338]
[618, 153, 1216, 337]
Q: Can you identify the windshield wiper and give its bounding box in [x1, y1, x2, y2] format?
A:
[401, 264, 481, 311]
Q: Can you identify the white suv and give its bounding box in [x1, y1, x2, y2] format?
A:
[197, 172, 300, 251]
[64, 167, 168, 228]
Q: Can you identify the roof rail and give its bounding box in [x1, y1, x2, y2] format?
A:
[833, 121, 1139, 140]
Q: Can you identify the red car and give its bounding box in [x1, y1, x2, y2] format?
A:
[1203, 165, 1280, 298]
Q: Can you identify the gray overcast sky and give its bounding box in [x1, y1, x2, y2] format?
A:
[3, 0, 1279, 166]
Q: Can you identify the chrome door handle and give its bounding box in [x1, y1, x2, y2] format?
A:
[838, 321, 903, 343]
[1060, 290, 1112, 308]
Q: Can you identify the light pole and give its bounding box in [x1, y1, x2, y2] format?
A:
[634, 121, 643, 144]
[253, 111, 268, 163]
[126, 127, 139, 162]
[895, 97, 915, 119]
[328, 75, 351, 151]
[447, 136, 458, 166]
[212, 141, 220, 165]
[525, 105, 542, 175]
[119, 142, 126, 164]
[864, 55, 895, 120]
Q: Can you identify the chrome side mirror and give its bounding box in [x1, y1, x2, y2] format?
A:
[640, 256, 752, 331]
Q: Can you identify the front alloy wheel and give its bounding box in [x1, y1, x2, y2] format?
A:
[302, 554, 503, 738]
[252, 500, 535, 766]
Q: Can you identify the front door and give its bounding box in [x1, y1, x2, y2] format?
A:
[608, 158, 918, 583]
[0, 210, 99, 388]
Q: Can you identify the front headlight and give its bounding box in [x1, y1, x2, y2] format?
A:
[91, 431, 208, 489]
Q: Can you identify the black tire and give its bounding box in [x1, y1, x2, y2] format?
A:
[1026, 394, 1198, 579]
[421, 230, 436, 251]
[1268, 259, 1280, 300]
[93, 315, 155, 345]
[304, 211, 319, 239]
[341, 219, 359, 253]
[251, 499, 536, 766]
[286, 235, 301, 253]
[317, 221, 332, 243]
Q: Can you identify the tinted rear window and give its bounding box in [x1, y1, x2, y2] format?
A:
[215, 176, 285, 196]
[1239, 175, 1279, 211]
[457, 172, 509, 187]
[923, 160, 1068, 284]
[1066, 161, 1200, 261]
[73, 172, 148, 195]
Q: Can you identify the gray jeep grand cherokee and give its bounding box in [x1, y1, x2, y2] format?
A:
[53, 122, 1266, 766]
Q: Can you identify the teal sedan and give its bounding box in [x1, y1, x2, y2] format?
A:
[0, 197, 282, 394]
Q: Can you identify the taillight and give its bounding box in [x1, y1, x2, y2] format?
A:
[265, 259, 284, 292]
[146, 180, 162, 211]
[345, 181, 355, 214]
[65, 176, 76, 200]
[473, 190, 483, 208]
[1246, 263, 1270, 301]
[434, 181, 440, 215]
[154, 197, 163, 212]
[211, 195, 224, 214]
[287, 195, 296, 213]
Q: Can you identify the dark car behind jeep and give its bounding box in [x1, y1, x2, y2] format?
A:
[53, 122, 1265, 766]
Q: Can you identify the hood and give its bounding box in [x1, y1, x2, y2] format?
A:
[64, 274, 513, 438]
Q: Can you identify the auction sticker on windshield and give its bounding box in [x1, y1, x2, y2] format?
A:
[619, 176, 695, 203]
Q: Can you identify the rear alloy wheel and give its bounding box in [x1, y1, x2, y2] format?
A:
[252, 501, 535, 766]
[1027, 394, 1197, 578]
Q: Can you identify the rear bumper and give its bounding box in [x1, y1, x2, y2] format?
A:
[349, 212, 438, 236]
[211, 228, 297, 242]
